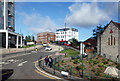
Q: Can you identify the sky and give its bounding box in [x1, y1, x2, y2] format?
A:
[15, 2, 119, 41]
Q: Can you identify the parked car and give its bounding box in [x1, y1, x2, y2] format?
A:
[43, 43, 47, 47]
[45, 46, 52, 51]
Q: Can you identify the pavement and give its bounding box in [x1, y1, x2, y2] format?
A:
[0, 45, 42, 55]
[1, 44, 64, 80]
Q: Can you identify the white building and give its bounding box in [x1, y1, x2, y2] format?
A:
[55, 28, 79, 41]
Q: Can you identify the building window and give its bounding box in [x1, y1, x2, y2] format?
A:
[111, 35, 112, 45]
[108, 38, 110, 45]
[114, 37, 115, 45]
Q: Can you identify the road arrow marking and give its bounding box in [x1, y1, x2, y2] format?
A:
[18, 61, 27, 67]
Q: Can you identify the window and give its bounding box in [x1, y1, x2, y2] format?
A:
[114, 37, 115, 45]
[111, 35, 112, 45]
[108, 38, 110, 45]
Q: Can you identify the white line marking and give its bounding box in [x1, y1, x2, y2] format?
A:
[35, 61, 61, 79]
[18, 61, 27, 67]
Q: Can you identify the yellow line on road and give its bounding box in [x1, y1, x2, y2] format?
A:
[35, 69, 56, 80]
[2, 71, 13, 76]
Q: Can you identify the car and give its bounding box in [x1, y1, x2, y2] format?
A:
[45, 46, 52, 51]
[43, 43, 47, 47]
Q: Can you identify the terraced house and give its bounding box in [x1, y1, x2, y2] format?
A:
[97, 20, 120, 63]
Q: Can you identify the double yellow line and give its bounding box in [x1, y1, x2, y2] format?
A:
[35, 69, 56, 80]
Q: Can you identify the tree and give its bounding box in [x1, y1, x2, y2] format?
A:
[32, 36, 35, 42]
[71, 38, 78, 47]
[28, 35, 31, 41]
[92, 24, 104, 39]
[50, 40, 54, 43]
[25, 36, 29, 42]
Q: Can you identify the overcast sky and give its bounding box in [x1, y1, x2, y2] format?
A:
[15, 2, 118, 41]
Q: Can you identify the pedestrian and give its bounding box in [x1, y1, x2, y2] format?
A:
[44, 56, 49, 66]
[48, 56, 53, 68]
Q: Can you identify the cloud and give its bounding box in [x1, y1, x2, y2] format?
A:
[18, 12, 57, 34]
[65, 3, 116, 27]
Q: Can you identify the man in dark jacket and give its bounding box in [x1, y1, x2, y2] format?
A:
[48, 56, 53, 68]
[44, 56, 49, 66]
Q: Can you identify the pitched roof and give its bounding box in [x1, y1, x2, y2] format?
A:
[100, 20, 120, 35]
[111, 20, 120, 30]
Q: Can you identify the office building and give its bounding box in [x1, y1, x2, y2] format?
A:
[37, 32, 55, 44]
[55, 28, 79, 41]
[0, 0, 23, 49]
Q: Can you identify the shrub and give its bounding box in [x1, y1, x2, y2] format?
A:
[103, 61, 108, 64]
[73, 71, 78, 74]
[88, 60, 92, 64]
[116, 64, 120, 70]
[100, 63, 104, 66]
[101, 68, 103, 71]
[69, 59, 72, 62]
[65, 69, 69, 72]
[61, 60, 64, 63]
[97, 68, 101, 73]
[73, 59, 81, 64]
[76, 66, 81, 71]
[95, 72, 100, 76]
[91, 67, 96, 72]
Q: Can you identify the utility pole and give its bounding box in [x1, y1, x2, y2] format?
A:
[65, 23, 66, 50]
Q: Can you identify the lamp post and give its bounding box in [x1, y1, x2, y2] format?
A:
[65, 23, 66, 50]
[80, 42, 84, 78]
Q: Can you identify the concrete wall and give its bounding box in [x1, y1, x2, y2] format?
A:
[101, 22, 119, 62]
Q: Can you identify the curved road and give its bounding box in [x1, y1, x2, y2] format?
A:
[2, 45, 59, 80]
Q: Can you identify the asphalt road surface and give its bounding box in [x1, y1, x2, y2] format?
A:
[1, 46, 58, 80]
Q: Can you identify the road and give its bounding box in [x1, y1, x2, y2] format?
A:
[1, 45, 60, 80]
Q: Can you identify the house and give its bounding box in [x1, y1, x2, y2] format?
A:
[84, 38, 97, 53]
[97, 20, 120, 63]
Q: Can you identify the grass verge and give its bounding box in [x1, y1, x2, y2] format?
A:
[60, 48, 80, 57]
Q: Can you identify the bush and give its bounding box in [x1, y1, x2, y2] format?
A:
[76, 65, 82, 71]
[73, 71, 78, 74]
[91, 67, 96, 72]
[100, 63, 104, 66]
[61, 60, 64, 63]
[116, 64, 120, 70]
[95, 72, 100, 76]
[69, 59, 72, 62]
[88, 60, 92, 64]
[103, 61, 108, 64]
[73, 59, 81, 64]
[97, 68, 101, 73]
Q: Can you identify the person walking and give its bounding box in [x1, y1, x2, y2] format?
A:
[44, 56, 49, 66]
[48, 56, 53, 68]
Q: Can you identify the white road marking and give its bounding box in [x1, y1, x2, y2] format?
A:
[34, 61, 61, 79]
[18, 61, 27, 67]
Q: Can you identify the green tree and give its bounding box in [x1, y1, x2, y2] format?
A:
[93, 24, 104, 39]
[71, 38, 78, 47]
[32, 36, 35, 42]
[25, 36, 29, 42]
[28, 35, 31, 41]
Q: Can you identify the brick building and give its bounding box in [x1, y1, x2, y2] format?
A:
[97, 20, 120, 63]
[37, 32, 55, 44]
